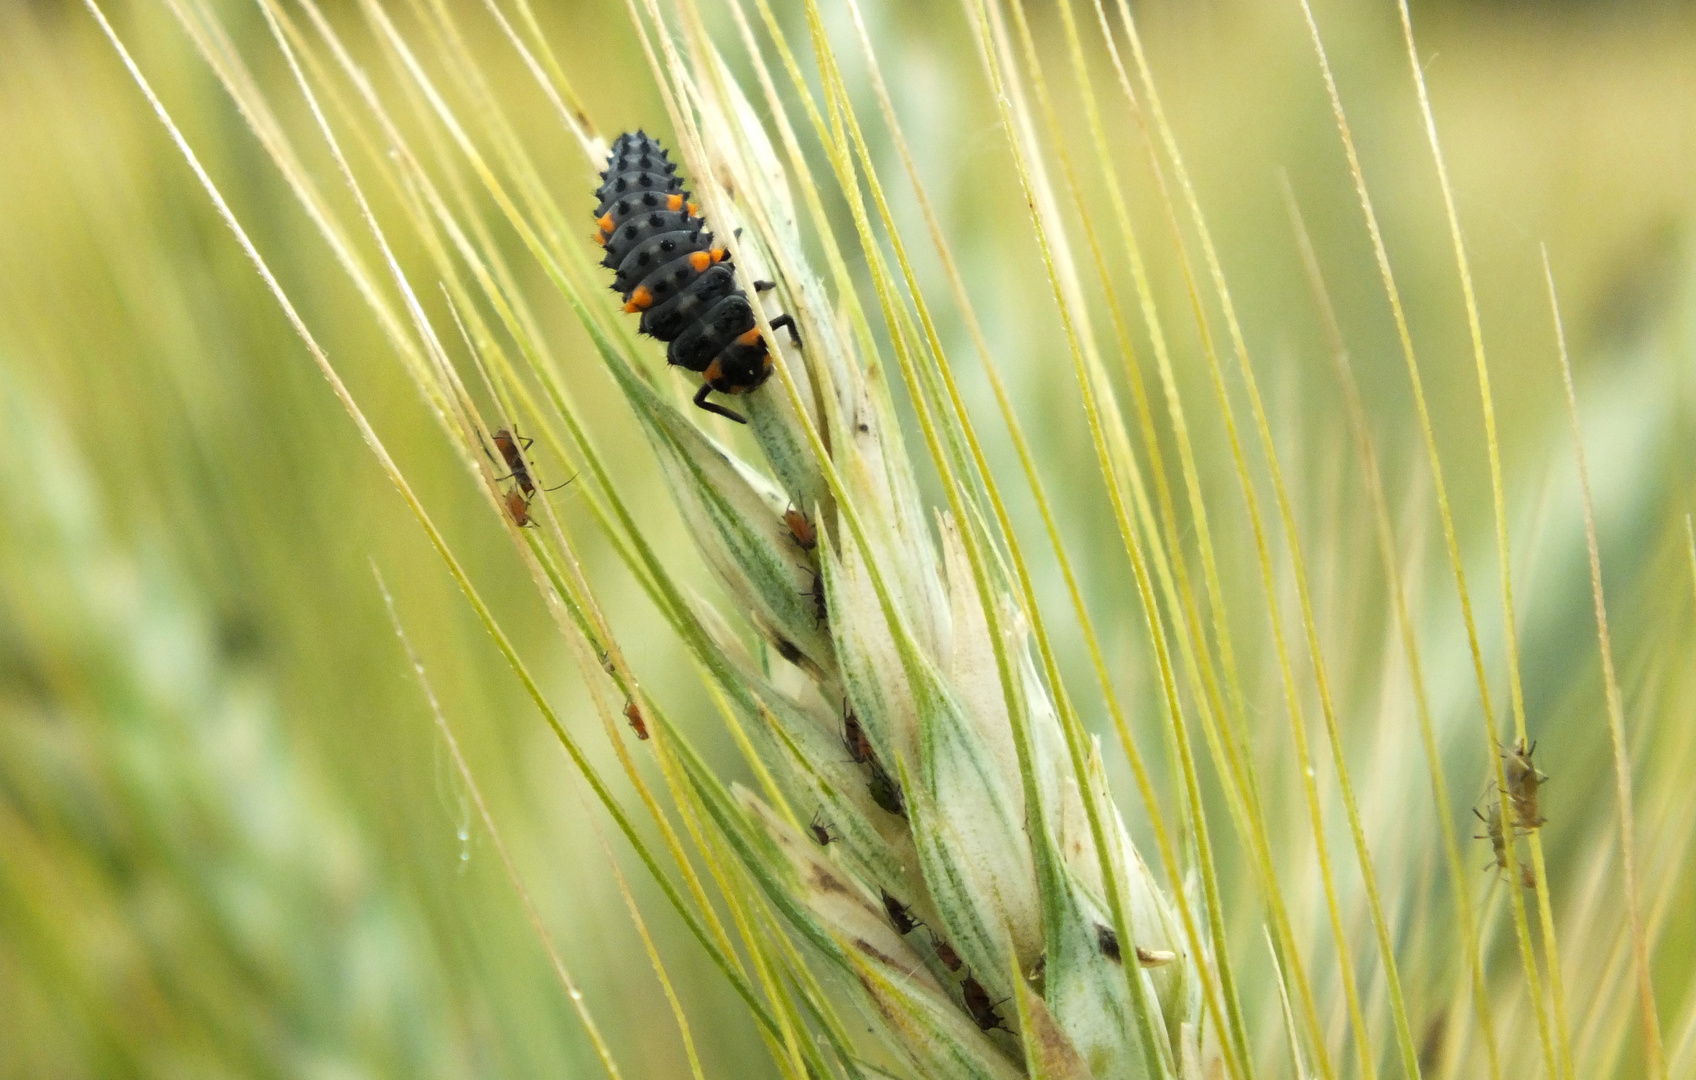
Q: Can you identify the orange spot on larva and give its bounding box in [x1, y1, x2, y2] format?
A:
[703, 358, 724, 383]
[709, 247, 727, 263]
[666, 193, 684, 211]
[736, 327, 762, 347]
[688, 251, 712, 272]
[597, 212, 614, 234]
[687, 201, 699, 216]
[623, 286, 653, 313]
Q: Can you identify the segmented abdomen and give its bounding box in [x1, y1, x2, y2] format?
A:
[592, 132, 758, 373]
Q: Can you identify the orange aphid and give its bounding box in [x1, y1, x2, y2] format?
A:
[784, 507, 817, 550]
[623, 700, 650, 740]
[505, 487, 537, 528]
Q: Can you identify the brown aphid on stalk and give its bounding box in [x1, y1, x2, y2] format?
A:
[930, 931, 963, 972]
[806, 809, 838, 846]
[960, 973, 1010, 1033]
[784, 506, 817, 551]
[1501, 738, 1549, 831]
[867, 758, 906, 819]
[623, 699, 650, 740]
[880, 889, 921, 935]
[504, 486, 538, 528]
[802, 568, 827, 625]
[842, 706, 873, 764]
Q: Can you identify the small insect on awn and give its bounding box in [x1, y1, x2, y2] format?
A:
[1473, 801, 1534, 889]
[1473, 801, 1509, 869]
[961, 973, 1010, 1033]
[1501, 738, 1549, 832]
[930, 932, 963, 972]
[504, 486, 538, 528]
[880, 889, 921, 935]
[489, 428, 573, 498]
[623, 700, 650, 740]
[784, 506, 817, 551]
[867, 758, 906, 819]
[807, 809, 838, 846]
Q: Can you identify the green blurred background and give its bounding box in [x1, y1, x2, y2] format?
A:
[1, 0, 1692, 1076]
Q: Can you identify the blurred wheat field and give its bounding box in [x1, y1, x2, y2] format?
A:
[0, 0, 1693, 1077]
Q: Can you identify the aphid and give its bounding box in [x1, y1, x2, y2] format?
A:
[773, 637, 804, 665]
[489, 427, 572, 498]
[592, 131, 800, 424]
[1136, 947, 1177, 967]
[1096, 923, 1121, 964]
[1501, 738, 1549, 831]
[1473, 801, 1534, 889]
[784, 506, 817, 551]
[960, 973, 1009, 1033]
[505, 486, 538, 528]
[1472, 801, 1510, 870]
[880, 889, 921, 935]
[930, 932, 963, 972]
[802, 568, 827, 625]
[842, 707, 873, 765]
[807, 809, 838, 846]
[623, 700, 650, 740]
[867, 759, 906, 818]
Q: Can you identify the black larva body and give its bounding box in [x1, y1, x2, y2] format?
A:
[593, 131, 793, 423]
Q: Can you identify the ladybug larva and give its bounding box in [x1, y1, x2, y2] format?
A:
[592, 131, 797, 424]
